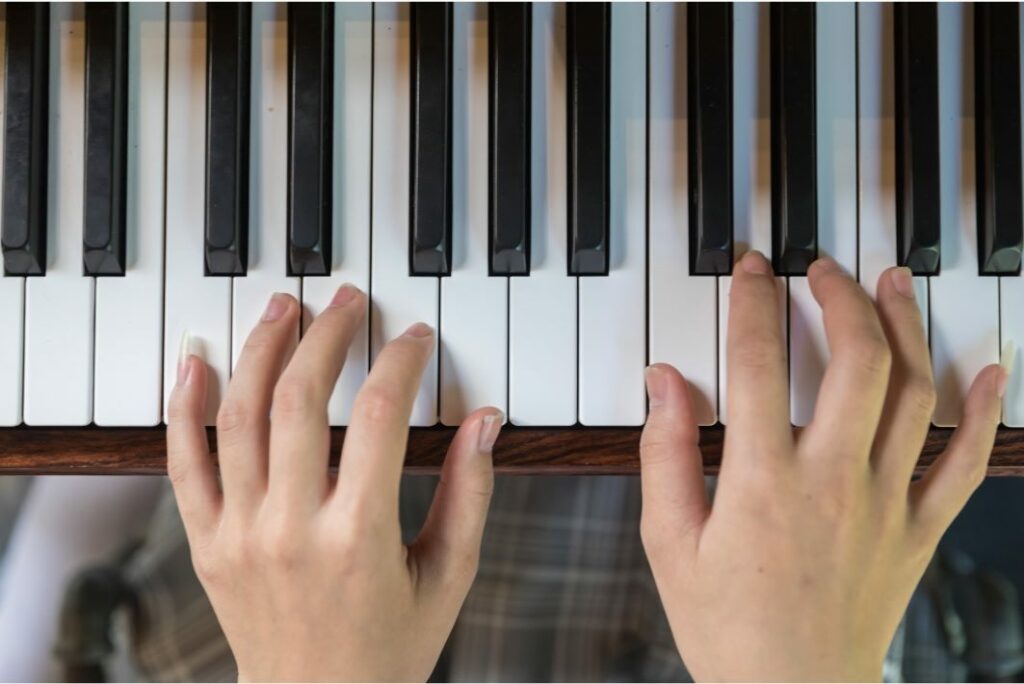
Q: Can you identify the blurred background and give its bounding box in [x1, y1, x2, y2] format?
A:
[0, 474, 1021, 683]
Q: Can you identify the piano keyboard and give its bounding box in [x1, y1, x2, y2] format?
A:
[0, 2, 1022, 433]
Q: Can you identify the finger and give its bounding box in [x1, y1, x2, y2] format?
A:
[333, 323, 435, 518]
[217, 293, 299, 511]
[726, 251, 792, 457]
[410, 407, 500, 592]
[166, 338, 220, 536]
[639, 364, 709, 560]
[870, 267, 935, 486]
[268, 285, 367, 508]
[801, 258, 891, 460]
[910, 363, 1005, 540]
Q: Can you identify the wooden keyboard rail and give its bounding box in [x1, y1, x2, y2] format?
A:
[1, 427, 1024, 475]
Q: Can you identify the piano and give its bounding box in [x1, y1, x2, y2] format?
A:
[2, 2, 1024, 475]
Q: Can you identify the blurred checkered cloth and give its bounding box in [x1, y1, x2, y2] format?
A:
[126, 476, 915, 683]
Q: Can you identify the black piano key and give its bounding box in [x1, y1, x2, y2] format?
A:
[894, 3, 941, 275]
[975, 3, 1023, 276]
[287, 3, 333, 277]
[489, 3, 531, 277]
[770, 4, 817, 276]
[688, 3, 733, 276]
[566, 3, 610, 276]
[2, 4, 49, 277]
[410, 3, 453, 277]
[204, 3, 250, 277]
[83, 3, 128, 277]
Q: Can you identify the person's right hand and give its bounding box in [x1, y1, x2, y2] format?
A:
[639, 252, 1007, 681]
[167, 285, 502, 682]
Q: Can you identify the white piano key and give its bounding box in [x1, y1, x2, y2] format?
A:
[857, 4, 929, 325]
[930, 4, 999, 427]
[719, 3, 786, 426]
[24, 4, 94, 426]
[577, 3, 646, 426]
[1002, 280, 1024, 426]
[0, 6, 24, 428]
[301, 3, 371, 426]
[231, 4, 299, 374]
[647, 4, 717, 426]
[439, 3, 507, 426]
[508, 3, 577, 427]
[93, 5, 166, 427]
[1003, 8, 1024, 428]
[788, 3, 858, 427]
[163, 3, 232, 425]
[371, 3, 438, 426]
[0, 279, 21, 427]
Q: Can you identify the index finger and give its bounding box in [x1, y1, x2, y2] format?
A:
[725, 251, 792, 458]
[332, 323, 435, 518]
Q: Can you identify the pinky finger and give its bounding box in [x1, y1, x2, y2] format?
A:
[167, 348, 221, 535]
[910, 364, 1006, 540]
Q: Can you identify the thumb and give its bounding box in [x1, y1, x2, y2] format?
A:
[910, 363, 1004, 542]
[640, 364, 709, 561]
[411, 407, 500, 593]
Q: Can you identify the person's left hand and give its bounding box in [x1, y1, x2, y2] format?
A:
[167, 285, 502, 682]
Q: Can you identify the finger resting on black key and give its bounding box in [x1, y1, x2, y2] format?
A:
[870, 267, 935, 486]
[218, 293, 300, 510]
[803, 258, 891, 461]
[333, 323, 435, 523]
[267, 285, 368, 508]
[726, 251, 792, 458]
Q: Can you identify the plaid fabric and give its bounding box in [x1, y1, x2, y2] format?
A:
[124, 477, 923, 683]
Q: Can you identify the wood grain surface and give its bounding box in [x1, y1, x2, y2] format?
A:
[1, 426, 1024, 475]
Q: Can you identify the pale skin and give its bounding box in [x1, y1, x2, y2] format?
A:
[168, 251, 1007, 682]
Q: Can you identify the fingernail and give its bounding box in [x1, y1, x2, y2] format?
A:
[477, 411, 504, 453]
[999, 340, 1017, 398]
[891, 267, 916, 300]
[646, 364, 668, 409]
[740, 250, 771, 275]
[403, 322, 433, 338]
[329, 283, 360, 308]
[261, 293, 290, 322]
[177, 331, 196, 386]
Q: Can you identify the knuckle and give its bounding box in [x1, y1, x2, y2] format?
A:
[639, 516, 659, 551]
[240, 332, 273, 359]
[216, 400, 250, 435]
[732, 335, 787, 373]
[904, 376, 938, 419]
[166, 457, 192, 489]
[962, 454, 988, 492]
[258, 523, 305, 570]
[802, 472, 863, 523]
[166, 394, 194, 425]
[191, 545, 227, 585]
[445, 469, 495, 505]
[844, 334, 892, 378]
[223, 533, 258, 570]
[353, 386, 404, 425]
[324, 526, 361, 561]
[272, 378, 318, 418]
[817, 488, 854, 523]
[639, 433, 676, 464]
